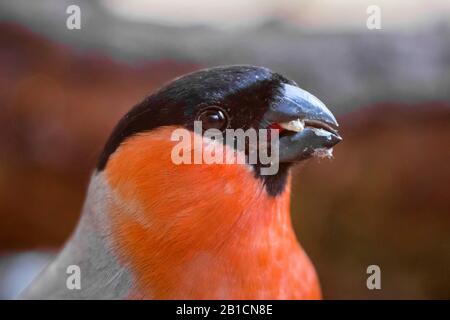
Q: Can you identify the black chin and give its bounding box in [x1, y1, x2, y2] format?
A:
[253, 163, 291, 197]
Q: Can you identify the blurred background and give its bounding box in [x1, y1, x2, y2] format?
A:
[0, 0, 449, 299]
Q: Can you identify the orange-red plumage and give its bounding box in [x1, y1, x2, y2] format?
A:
[105, 126, 321, 299]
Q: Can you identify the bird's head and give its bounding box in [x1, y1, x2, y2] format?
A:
[98, 65, 341, 196]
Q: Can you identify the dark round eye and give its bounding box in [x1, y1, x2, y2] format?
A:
[196, 107, 228, 131]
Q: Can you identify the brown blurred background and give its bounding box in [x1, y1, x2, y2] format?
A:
[0, 0, 449, 299]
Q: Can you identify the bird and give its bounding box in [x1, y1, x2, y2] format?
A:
[19, 65, 341, 299]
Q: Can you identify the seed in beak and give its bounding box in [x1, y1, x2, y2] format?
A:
[278, 119, 305, 132]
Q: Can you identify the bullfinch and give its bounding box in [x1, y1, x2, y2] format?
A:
[20, 65, 341, 299]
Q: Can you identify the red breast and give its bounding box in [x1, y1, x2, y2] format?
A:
[105, 126, 321, 299]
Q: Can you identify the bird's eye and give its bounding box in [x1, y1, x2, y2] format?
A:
[196, 107, 229, 131]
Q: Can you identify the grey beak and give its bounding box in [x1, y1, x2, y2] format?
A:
[263, 84, 338, 127]
[262, 84, 342, 163]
